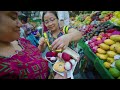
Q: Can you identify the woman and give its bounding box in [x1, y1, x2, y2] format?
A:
[0, 11, 67, 79]
[38, 11, 83, 79]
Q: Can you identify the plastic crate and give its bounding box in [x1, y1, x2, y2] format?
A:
[78, 39, 97, 62]
[94, 58, 114, 79]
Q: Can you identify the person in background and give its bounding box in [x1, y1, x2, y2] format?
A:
[31, 23, 41, 41]
[57, 11, 70, 29]
[0, 11, 67, 79]
[20, 16, 39, 47]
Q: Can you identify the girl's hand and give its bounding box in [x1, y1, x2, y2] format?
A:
[51, 35, 71, 50]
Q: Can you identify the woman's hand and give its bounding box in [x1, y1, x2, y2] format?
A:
[38, 37, 47, 52]
[54, 71, 67, 79]
[51, 35, 71, 50]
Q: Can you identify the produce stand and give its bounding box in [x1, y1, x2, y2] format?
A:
[78, 38, 114, 79]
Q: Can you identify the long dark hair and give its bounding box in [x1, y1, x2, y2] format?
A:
[42, 11, 58, 22]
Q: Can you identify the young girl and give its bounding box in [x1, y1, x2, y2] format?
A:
[38, 11, 83, 79]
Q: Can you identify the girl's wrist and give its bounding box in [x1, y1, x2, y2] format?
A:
[66, 34, 73, 43]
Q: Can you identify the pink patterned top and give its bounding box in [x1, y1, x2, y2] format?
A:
[0, 38, 48, 79]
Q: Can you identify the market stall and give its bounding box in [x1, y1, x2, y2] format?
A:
[76, 11, 120, 79]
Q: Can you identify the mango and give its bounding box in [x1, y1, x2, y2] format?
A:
[115, 46, 120, 54]
[110, 44, 117, 51]
[107, 51, 117, 58]
[99, 43, 110, 50]
[115, 60, 120, 70]
[104, 62, 111, 69]
[104, 39, 115, 45]
[97, 53, 108, 60]
[109, 68, 120, 78]
[96, 53, 101, 57]
[97, 48, 106, 54]
[107, 57, 114, 63]
[110, 35, 120, 42]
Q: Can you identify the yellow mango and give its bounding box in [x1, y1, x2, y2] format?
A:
[110, 35, 120, 42]
[104, 39, 115, 45]
[96, 53, 101, 57]
[98, 54, 108, 60]
[97, 48, 106, 54]
[104, 62, 111, 69]
[110, 44, 117, 51]
[99, 43, 110, 50]
[107, 57, 115, 63]
[107, 51, 117, 58]
[115, 46, 120, 54]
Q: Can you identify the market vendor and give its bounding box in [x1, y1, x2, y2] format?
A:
[0, 11, 67, 79]
[38, 11, 83, 79]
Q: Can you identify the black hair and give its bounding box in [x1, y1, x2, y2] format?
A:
[19, 15, 28, 23]
[42, 11, 58, 22]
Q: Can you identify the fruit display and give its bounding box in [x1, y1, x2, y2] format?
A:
[72, 11, 115, 40]
[99, 11, 113, 23]
[72, 11, 120, 79]
[83, 22, 115, 41]
[110, 11, 120, 26]
[86, 29, 120, 79]
[82, 16, 92, 25]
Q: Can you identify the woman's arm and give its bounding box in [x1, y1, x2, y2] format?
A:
[51, 28, 82, 50]
[66, 28, 82, 42]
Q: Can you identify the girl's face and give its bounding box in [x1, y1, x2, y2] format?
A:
[0, 11, 22, 42]
[44, 12, 59, 32]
